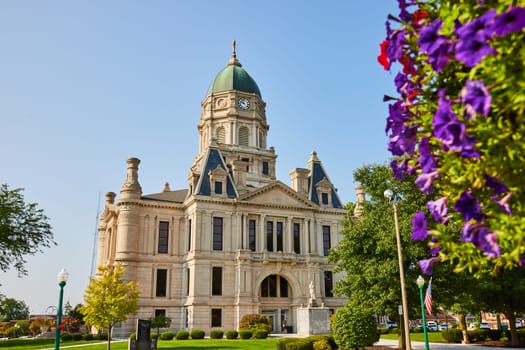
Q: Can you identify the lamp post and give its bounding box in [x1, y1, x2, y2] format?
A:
[384, 189, 411, 350]
[416, 275, 430, 350]
[54, 269, 69, 350]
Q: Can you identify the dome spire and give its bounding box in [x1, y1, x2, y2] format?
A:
[227, 39, 242, 67]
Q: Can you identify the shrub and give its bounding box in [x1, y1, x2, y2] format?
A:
[95, 333, 108, 340]
[487, 330, 502, 341]
[332, 300, 379, 349]
[160, 331, 175, 340]
[468, 329, 489, 342]
[284, 339, 313, 350]
[72, 333, 83, 341]
[277, 338, 300, 350]
[377, 327, 389, 334]
[239, 313, 271, 332]
[225, 330, 238, 339]
[239, 329, 252, 339]
[150, 333, 158, 340]
[254, 328, 268, 339]
[129, 332, 136, 340]
[313, 339, 332, 350]
[441, 329, 462, 343]
[83, 333, 94, 341]
[176, 330, 190, 340]
[210, 329, 224, 339]
[306, 335, 336, 349]
[190, 329, 205, 339]
[61, 333, 73, 341]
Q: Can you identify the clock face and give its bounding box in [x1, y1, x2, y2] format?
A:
[237, 97, 250, 110]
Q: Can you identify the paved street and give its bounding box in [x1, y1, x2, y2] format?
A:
[376, 338, 513, 350]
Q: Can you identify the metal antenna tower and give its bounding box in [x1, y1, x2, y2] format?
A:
[90, 192, 101, 276]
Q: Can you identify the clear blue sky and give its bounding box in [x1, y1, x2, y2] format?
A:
[1, 1, 399, 314]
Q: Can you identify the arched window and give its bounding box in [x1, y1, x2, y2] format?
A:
[239, 126, 249, 146]
[216, 126, 226, 144]
[260, 275, 289, 297]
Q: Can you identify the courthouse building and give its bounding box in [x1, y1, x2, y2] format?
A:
[96, 43, 348, 335]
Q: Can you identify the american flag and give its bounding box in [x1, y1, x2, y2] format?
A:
[425, 277, 433, 316]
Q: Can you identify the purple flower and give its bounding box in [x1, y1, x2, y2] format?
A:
[433, 90, 458, 139]
[415, 171, 439, 194]
[429, 237, 441, 255]
[397, 0, 411, 21]
[460, 80, 492, 119]
[461, 223, 500, 258]
[418, 19, 446, 54]
[388, 125, 417, 156]
[484, 174, 508, 195]
[494, 7, 525, 36]
[385, 101, 410, 135]
[391, 159, 407, 180]
[411, 211, 429, 240]
[456, 10, 496, 40]
[455, 36, 497, 67]
[427, 197, 448, 222]
[418, 137, 437, 173]
[418, 257, 440, 275]
[427, 41, 453, 72]
[492, 193, 513, 215]
[455, 191, 483, 222]
[387, 29, 407, 62]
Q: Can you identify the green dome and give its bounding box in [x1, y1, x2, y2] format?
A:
[206, 53, 261, 97]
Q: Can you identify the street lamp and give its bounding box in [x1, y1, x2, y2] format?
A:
[54, 269, 69, 350]
[384, 189, 411, 350]
[416, 276, 430, 350]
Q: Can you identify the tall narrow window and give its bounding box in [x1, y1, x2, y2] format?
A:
[321, 192, 329, 205]
[156, 269, 167, 297]
[324, 271, 334, 297]
[186, 268, 190, 296]
[213, 217, 223, 250]
[249, 219, 256, 251]
[158, 221, 169, 254]
[260, 275, 289, 297]
[216, 126, 226, 144]
[187, 219, 192, 251]
[276, 222, 283, 252]
[239, 126, 249, 146]
[212, 266, 222, 296]
[322, 225, 331, 256]
[280, 277, 289, 297]
[266, 221, 274, 252]
[211, 309, 222, 327]
[262, 161, 269, 175]
[214, 181, 223, 194]
[293, 223, 301, 254]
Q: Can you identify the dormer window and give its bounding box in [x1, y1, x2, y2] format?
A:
[315, 177, 333, 207]
[214, 181, 223, 195]
[321, 192, 329, 205]
[208, 165, 228, 197]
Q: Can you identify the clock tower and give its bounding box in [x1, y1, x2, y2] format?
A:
[192, 41, 276, 193]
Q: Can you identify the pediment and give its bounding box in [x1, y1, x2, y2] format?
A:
[239, 181, 316, 208]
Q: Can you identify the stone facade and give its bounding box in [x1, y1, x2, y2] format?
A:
[96, 43, 348, 336]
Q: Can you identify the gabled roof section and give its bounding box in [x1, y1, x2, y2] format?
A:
[142, 189, 188, 203]
[239, 181, 317, 209]
[307, 151, 343, 209]
[195, 147, 238, 198]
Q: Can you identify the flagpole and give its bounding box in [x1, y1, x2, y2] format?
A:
[417, 276, 430, 350]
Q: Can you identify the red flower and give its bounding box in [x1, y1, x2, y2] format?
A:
[377, 40, 391, 70]
[413, 10, 428, 25]
[400, 53, 416, 75]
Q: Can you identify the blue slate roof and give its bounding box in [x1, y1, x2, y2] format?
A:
[196, 148, 237, 198]
[309, 161, 343, 209]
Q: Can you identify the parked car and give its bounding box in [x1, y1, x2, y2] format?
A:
[516, 321, 523, 329]
[427, 321, 438, 331]
[386, 321, 398, 328]
[439, 323, 452, 330]
[480, 322, 490, 329]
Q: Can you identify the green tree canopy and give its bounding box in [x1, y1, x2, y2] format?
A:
[150, 314, 171, 336]
[0, 296, 29, 321]
[0, 184, 55, 275]
[80, 263, 140, 350]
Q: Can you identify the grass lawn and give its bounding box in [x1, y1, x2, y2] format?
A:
[0, 338, 279, 350]
[381, 332, 445, 343]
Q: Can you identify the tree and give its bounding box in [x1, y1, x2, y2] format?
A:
[0, 296, 29, 321]
[379, 1, 525, 273]
[150, 314, 171, 336]
[332, 300, 379, 350]
[0, 183, 55, 275]
[80, 263, 140, 350]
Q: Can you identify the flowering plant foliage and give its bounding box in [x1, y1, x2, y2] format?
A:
[380, 0, 525, 274]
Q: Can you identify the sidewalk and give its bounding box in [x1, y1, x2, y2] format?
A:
[375, 338, 512, 350]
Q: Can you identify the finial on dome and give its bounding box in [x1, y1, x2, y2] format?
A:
[227, 39, 242, 67]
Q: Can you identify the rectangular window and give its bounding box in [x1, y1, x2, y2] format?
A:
[212, 266, 222, 296]
[214, 181, 222, 194]
[211, 309, 222, 327]
[249, 219, 256, 251]
[269, 274, 277, 297]
[186, 268, 190, 296]
[276, 222, 283, 252]
[324, 271, 334, 297]
[280, 277, 288, 297]
[322, 192, 329, 205]
[266, 221, 274, 252]
[158, 221, 169, 254]
[156, 269, 167, 297]
[213, 217, 223, 250]
[262, 161, 269, 175]
[155, 309, 166, 317]
[188, 219, 192, 251]
[293, 223, 301, 254]
[322, 225, 331, 256]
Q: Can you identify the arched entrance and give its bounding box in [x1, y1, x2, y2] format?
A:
[259, 274, 293, 333]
